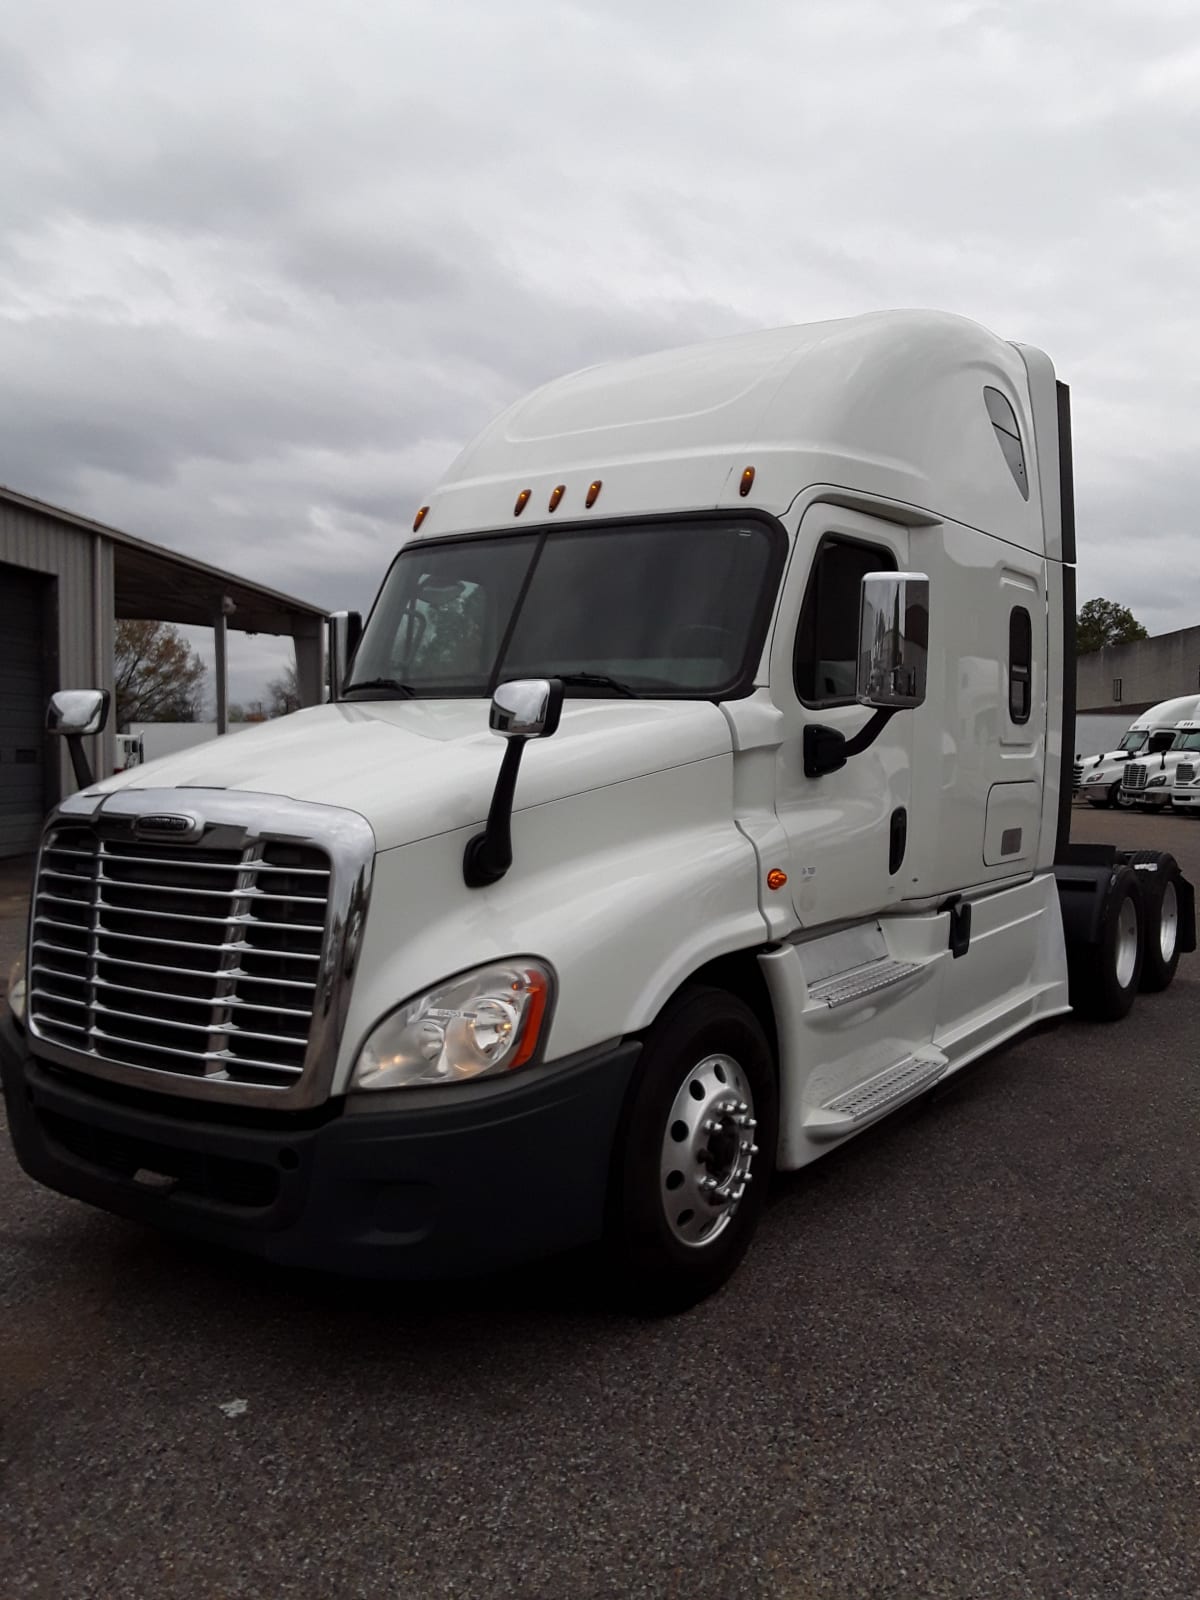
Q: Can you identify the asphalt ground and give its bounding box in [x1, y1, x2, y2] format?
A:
[2, 807, 1199, 1599]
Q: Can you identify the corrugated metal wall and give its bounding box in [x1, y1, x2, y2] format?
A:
[0, 497, 116, 836]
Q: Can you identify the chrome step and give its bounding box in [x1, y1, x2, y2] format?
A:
[805, 1048, 948, 1140]
[807, 956, 922, 1010]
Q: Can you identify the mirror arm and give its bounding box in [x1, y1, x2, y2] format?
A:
[804, 707, 899, 779]
[842, 706, 899, 759]
[66, 734, 95, 790]
[463, 736, 527, 888]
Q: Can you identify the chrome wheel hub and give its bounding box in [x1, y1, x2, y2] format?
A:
[659, 1054, 757, 1248]
[1159, 880, 1179, 963]
[1115, 896, 1139, 989]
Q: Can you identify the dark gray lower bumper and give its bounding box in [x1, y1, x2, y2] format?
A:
[1, 1017, 640, 1278]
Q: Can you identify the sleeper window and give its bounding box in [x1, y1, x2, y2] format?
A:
[794, 537, 896, 704]
[1009, 606, 1032, 723]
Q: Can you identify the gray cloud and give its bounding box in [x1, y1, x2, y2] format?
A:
[1, 0, 1198, 706]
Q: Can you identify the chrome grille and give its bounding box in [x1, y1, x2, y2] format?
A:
[29, 823, 331, 1090]
[1177, 763, 1196, 785]
[1072, 759, 1084, 794]
[1123, 763, 1148, 790]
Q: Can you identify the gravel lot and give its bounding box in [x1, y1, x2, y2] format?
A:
[2, 807, 1199, 1599]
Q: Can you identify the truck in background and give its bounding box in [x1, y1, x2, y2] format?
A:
[4, 310, 1195, 1308]
[1116, 711, 1200, 809]
[1076, 695, 1200, 808]
[1170, 729, 1200, 813]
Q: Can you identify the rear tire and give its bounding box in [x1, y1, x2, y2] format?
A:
[1067, 866, 1144, 1021]
[1123, 851, 1184, 992]
[606, 987, 778, 1312]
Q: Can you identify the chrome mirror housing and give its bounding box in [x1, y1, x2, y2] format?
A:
[47, 688, 110, 737]
[857, 573, 930, 711]
[328, 611, 363, 701]
[489, 679, 564, 740]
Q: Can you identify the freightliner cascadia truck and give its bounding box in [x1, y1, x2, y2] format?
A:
[3, 311, 1194, 1307]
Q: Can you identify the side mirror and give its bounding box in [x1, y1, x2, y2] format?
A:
[857, 572, 930, 711]
[47, 689, 110, 737]
[489, 678, 564, 740]
[465, 679, 564, 888]
[47, 688, 111, 790]
[328, 610, 363, 701]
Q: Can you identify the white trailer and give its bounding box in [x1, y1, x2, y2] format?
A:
[5, 310, 1195, 1308]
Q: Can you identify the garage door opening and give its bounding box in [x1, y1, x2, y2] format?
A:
[0, 561, 57, 859]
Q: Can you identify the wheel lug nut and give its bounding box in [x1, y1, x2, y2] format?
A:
[749, 1144, 759, 1155]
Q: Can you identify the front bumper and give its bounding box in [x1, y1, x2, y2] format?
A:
[1172, 790, 1200, 807]
[1121, 787, 1169, 807]
[1, 1016, 640, 1278]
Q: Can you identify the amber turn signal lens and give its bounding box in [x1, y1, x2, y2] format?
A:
[548, 484, 566, 512]
[514, 488, 532, 517]
[766, 868, 788, 892]
[413, 505, 429, 532]
[585, 479, 602, 508]
[739, 466, 755, 497]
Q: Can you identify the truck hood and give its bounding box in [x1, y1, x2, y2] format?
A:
[92, 699, 734, 851]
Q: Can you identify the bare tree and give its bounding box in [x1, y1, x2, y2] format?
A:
[265, 662, 300, 717]
[114, 620, 207, 727]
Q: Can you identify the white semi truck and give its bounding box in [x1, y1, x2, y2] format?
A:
[1076, 696, 1200, 809]
[3, 311, 1194, 1307]
[1118, 707, 1200, 810]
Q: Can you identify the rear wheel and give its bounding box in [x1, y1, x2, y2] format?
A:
[1124, 851, 1184, 992]
[607, 987, 778, 1311]
[1067, 866, 1144, 1021]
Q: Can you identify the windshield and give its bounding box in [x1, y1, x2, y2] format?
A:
[1171, 731, 1200, 751]
[347, 519, 782, 699]
[1118, 731, 1147, 753]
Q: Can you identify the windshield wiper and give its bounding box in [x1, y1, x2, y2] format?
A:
[555, 672, 638, 698]
[343, 677, 416, 698]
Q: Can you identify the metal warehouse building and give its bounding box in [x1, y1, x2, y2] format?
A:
[0, 485, 328, 859]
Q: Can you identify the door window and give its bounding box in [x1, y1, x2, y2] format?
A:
[794, 537, 897, 705]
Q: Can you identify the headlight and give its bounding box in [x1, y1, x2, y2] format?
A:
[1149, 775, 1167, 786]
[352, 960, 553, 1091]
[6, 950, 26, 1027]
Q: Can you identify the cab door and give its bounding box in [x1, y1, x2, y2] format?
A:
[770, 504, 915, 928]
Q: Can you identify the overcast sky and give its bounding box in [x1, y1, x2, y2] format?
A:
[2, 0, 1198, 705]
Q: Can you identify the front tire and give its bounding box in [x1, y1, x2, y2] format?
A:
[607, 987, 778, 1311]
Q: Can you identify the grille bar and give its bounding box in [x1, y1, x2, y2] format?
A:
[29, 823, 332, 1091]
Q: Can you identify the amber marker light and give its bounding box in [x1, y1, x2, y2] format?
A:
[766, 868, 788, 891]
[548, 484, 566, 512]
[585, 479, 603, 508]
[739, 466, 756, 497]
[510, 967, 551, 1069]
[514, 488, 532, 517]
[413, 505, 429, 532]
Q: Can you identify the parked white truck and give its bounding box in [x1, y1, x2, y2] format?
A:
[1170, 730, 1200, 812]
[1118, 706, 1200, 809]
[1076, 696, 1199, 808]
[3, 311, 1194, 1306]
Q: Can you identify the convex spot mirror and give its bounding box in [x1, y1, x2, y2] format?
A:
[857, 572, 930, 711]
[489, 678, 564, 740]
[47, 688, 110, 737]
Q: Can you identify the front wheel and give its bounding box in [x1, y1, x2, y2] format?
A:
[1115, 784, 1137, 810]
[607, 987, 778, 1311]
